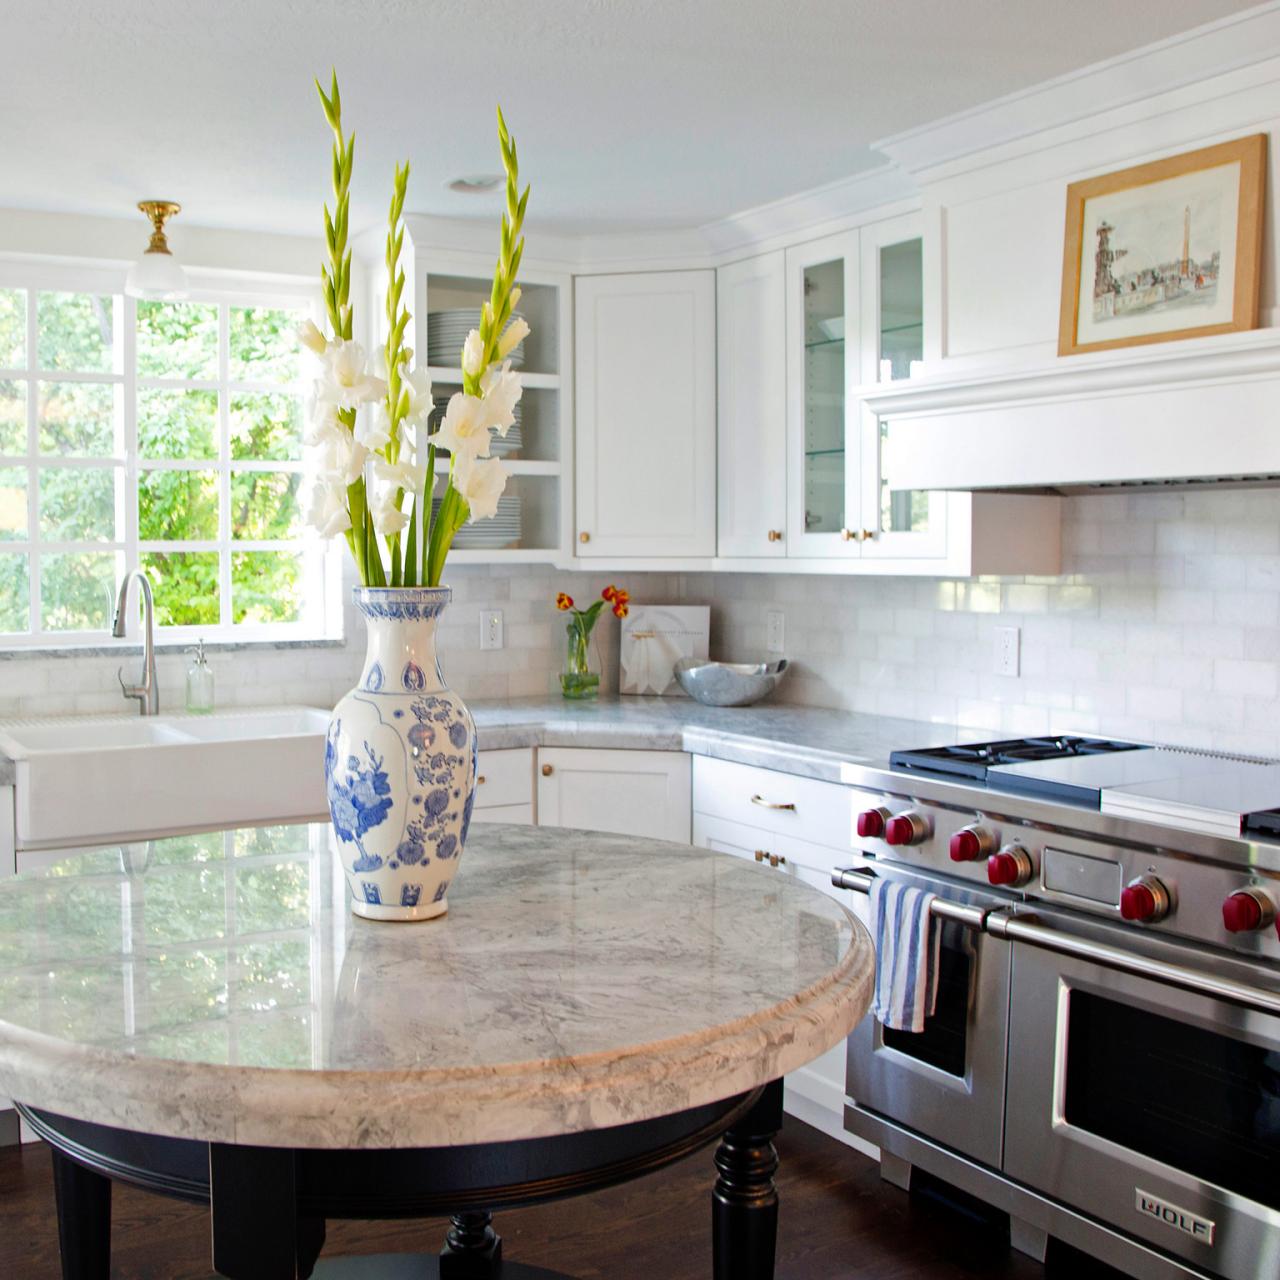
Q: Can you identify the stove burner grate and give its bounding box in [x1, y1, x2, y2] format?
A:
[889, 736, 1142, 783]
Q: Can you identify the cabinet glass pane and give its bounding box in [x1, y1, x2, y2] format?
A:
[875, 238, 930, 537]
[802, 258, 845, 534]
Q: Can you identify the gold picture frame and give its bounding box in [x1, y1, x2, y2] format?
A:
[1058, 133, 1266, 357]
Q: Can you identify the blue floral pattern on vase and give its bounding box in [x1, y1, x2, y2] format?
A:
[326, 586, 477, 921]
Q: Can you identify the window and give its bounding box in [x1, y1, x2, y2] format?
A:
[0, 265, 337, 645]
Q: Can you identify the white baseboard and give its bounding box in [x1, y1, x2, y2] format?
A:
[783, 1068, 879, 1162]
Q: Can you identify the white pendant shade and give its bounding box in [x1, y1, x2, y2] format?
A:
[125, 248, 188, 300]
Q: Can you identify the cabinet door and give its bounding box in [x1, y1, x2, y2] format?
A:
[785, 231, 862, 557]
[574, 272, 716, 558]
[536, 748, 691, 843]
[717, 253, 786, 557]
[857, 213, 949, 561]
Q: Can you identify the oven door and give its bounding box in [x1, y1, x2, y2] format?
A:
[1004, 910, 1280, 1280]
[841, 859, 1012, 1168]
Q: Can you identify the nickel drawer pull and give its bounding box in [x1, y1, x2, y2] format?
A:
[750, 794, 796, 812]
[831, 867, 989, 932]
[985, 912, 1280, 1019]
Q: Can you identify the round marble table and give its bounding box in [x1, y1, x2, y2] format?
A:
[0, 821, 873, 1279]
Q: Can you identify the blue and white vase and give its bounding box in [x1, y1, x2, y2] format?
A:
[325, 586, 477, 921]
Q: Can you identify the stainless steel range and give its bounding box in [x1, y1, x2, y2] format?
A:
[831, 735, 1280, 1280]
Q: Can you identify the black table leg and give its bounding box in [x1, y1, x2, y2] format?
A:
[209, 1144, 326, 1279]
[711, 1079, 783, 1280]
[51, 1147, 111, 1280]
[440, 1209, 503, 1278]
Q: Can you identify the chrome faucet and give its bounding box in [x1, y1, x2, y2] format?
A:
[112, 570, 159, 715]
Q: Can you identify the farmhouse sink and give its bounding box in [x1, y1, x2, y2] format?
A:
[0, 706, 330, 849]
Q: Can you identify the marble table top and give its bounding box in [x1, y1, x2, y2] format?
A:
[0, 822, 873, 1150]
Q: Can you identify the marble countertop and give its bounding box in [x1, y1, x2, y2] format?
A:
[0, 822, 874, 1149]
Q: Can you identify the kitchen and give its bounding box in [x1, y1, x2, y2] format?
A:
[1, 1, 1280, 1277]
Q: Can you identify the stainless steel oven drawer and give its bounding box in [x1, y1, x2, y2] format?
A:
[844, 861, 1012, 1169]
[1004, 929, 1280, 1280]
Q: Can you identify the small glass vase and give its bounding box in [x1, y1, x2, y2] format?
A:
[561, 621, 600, 700]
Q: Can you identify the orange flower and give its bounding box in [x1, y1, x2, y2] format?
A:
[612, 601, 629, 619]
[556, 592, 574, 611]
[602, 585, 619, 603]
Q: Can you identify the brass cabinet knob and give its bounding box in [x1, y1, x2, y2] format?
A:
[541, 763, 554, 777]
[579, 531, 590, 544]
[861, 529, 876, 541]
[767, 529, 783, 543]
[840, 528, 855, 541]
[477, 775, 486, 785]
[754, 850, 766, 862]
[768, 853, 787, 868]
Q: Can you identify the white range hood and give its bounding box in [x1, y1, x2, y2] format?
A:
[871, 328, 1280, 492]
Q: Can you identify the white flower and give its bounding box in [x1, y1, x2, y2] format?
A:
[300, 472, 351, 539]
[433, 391, 491, 460]
[354, 401, 392, 452]
[453, 453, 508, 520]
[302, 396, 339, 446]
[316, 339, 387, 411]
[297, 319, 328, 357]
[479, 361, 523, 436]
[307, 420, 366, 487]
[402, 366, 434, 426]
[461, 328, 486, 379]
[368, 457, 409, 536]
[497, 316, 529, 361]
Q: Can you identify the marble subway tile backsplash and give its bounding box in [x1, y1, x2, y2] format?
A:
[1, 489, 1278, 759]
[677, 490, 1280, 757]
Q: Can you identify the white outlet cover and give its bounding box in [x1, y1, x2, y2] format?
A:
[993, 625, 1020, 678]
[480, 609, 504, 651]
[766, 611, 785, 655]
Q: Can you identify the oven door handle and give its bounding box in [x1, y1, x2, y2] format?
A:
[831, 867, 990, 932]
[986, 911, 1280, 1018]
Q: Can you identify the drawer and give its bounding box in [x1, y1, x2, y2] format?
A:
[692, 811, 849, 892]
[471, 802, 534, 827]
[692, 755, 851, 849]
[475, 749, 534, 811]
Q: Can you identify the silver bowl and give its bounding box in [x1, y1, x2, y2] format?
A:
[674, 658, 789, 707]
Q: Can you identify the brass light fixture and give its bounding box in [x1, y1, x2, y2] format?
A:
[124, 200, 189, 299]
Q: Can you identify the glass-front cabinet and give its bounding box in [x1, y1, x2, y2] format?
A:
[785, 213, 939, 559]
[858, 212, 947, 560]
[785, 231, 860, 554]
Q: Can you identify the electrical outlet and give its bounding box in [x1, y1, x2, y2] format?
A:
[766, 610, 785, 655]
[993, 625, 1020, 678]
[480, 609, 504, 651]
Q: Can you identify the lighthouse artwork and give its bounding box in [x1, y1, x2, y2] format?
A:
[1058, 134, 1265, 356]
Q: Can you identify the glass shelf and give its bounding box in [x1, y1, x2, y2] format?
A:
[805, 448, 846, 458]
[804, 336, 846, 351]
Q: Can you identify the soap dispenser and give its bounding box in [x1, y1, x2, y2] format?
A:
[185, 639, 215, 714]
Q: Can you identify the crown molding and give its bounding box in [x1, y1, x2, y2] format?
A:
[875, 1, 1280, 180]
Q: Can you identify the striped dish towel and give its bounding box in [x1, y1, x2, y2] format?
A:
[869, 877, 941, 1033]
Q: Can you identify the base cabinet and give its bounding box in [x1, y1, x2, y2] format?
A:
[536, 747, 691, 843]
[470, 749, 536, 827]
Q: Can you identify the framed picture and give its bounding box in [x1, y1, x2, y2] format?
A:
[1058, 133, 1266, 356]
[619, 605, 709, 696]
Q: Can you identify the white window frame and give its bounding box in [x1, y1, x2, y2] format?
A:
[0, 257, 343, 650]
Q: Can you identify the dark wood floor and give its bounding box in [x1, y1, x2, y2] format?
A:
[0, 1120, 1126, 1279]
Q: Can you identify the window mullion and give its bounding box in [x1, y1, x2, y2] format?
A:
[218, 302, 232, 628]
[123, 294, 139, 641]
[25, 288, 37, 635]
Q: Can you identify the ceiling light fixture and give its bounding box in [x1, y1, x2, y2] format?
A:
[446, 175, 503, 194]
[124, 200, 189, 299]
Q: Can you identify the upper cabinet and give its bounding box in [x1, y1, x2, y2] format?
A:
[574, 271, 716, 559]
[717, 252, 787, 558]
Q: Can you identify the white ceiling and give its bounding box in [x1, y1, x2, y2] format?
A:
[0, 0, 1265, 240]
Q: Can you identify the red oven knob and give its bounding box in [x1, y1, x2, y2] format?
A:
[949, 824, 996, 862]
[1120, 876, 1172, 924]
[856, 807, 891, 839]
[885, 812, 930, 847]
[1222, 889, 1275, 933]
[987, 845, 1033, 887]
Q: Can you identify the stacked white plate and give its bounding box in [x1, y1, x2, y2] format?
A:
[427, 401, 522, 458]
[434, 494, 521, 550]
[426, 309, 526, 369]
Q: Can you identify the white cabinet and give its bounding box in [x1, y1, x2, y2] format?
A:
[574, 271, 716, 559]
[470, 749, 535, 826]
[536, 747, 691, 843]
[717, 252, 787, 558]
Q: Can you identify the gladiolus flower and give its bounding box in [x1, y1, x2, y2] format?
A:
[461, 329, 486, 378]
[355, 402, 392, 452]
[300, 472, 351, 539]
[316, 339, 387, 411]
[434, 391, 491, 460]
[402, 366, 434, 426]
[453, 453, 509, 520]
[497, 316, 530, 361]
[556, 593, 574, 611]
[479, 361, 523, 437]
